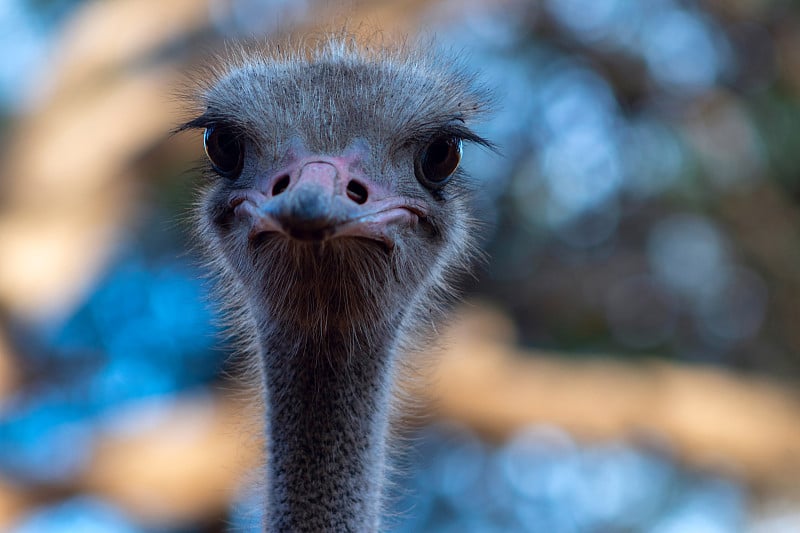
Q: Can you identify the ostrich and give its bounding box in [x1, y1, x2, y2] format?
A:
[180, 37, 491, 532]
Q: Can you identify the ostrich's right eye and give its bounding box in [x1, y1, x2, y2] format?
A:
[204, 125, 244, 179]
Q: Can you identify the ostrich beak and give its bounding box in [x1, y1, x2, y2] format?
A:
[230, 158, 427, 247]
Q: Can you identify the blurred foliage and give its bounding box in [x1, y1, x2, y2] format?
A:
[439, 0, 800, 377]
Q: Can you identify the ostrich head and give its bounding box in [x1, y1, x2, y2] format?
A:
[180, 37, 492, 532]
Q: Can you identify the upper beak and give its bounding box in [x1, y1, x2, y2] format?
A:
[230, 159, 426, 248]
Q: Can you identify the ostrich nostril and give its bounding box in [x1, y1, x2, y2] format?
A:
[272, 175, 290, 196]
[346, 180, 368, 205]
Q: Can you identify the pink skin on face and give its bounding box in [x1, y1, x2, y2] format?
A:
[228, 150, 427, 249]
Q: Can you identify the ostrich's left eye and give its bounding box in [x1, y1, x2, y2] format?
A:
[415, 136, 463, 189]
[204, 125, 244, 179]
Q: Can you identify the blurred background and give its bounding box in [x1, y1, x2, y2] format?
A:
[1, 0, 800, 531]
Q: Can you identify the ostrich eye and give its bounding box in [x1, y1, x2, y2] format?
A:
[203, 125, 244, 179]
[416, 136, 463, 189]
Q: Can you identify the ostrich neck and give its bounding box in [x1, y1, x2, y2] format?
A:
[258, 318, 398, 532]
